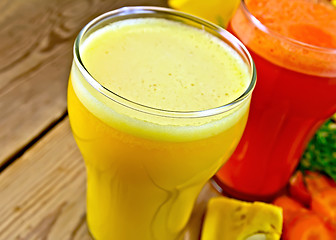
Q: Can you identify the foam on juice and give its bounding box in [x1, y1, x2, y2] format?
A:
[71, 18, 251, 141]
[246, 0, 336, 49]
[231, 0, 336, 77]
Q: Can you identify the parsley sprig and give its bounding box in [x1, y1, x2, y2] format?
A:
[299, 114, 336, 182]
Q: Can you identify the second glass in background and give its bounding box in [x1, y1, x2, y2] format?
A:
[214, 0, 336, 201]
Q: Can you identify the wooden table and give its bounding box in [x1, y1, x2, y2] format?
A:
[0, 0, 221, 239]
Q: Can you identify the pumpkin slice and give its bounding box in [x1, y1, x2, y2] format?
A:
[201, 197, 283, 240]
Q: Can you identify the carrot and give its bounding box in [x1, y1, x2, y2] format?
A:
[284, 212, 334, 240]
[273, 171, 336, 239]
[311, 188, 336, 223]
[273, 195, 307, 227]
[289, 171, 312, 206]
[304, 171, 336, 196]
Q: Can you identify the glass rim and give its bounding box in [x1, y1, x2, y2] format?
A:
[240, 0, 336, 54]
[73, 6, 256, 119]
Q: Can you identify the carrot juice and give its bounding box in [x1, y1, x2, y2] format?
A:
[67, 7, 256, 240]
[215, 0, 336, 200]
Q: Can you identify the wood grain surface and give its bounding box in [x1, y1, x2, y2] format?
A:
[0, 118, 220, 240]
[0, 118, 90, 240]
[0, 0, 168, 167]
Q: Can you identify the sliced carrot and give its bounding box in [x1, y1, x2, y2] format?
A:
[273, 171, 336, 240]
[284, 212, 334, 240]
[304, 171, 336, 196]
[311, 188, 336, 223]
[289, 171, 312, 206]
[273, 195, 307, 226]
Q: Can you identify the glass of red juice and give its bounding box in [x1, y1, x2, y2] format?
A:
[213, 0, 336, 201]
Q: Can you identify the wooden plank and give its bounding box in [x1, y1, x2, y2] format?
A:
[0, 0, 168, 167]
[0, 117, 220, 239]
[0, 118, 89, 239]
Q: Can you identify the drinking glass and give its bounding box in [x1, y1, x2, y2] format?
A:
[67, 6, 256, 240]
[214, 0, 336, 201]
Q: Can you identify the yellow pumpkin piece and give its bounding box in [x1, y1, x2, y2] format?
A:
[168, 0, 240, 28]
[201, 197, 283, 240]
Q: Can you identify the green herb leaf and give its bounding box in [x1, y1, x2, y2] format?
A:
[298, 114, 336, 182]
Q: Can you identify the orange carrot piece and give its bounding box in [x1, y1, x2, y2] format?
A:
[311, 188, 336, 223]
[304, 171, 336, 196]
[273, 195, 307, 225]
[284, 212, 334, 240]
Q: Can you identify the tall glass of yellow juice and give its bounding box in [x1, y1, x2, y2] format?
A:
[68, 7, 256, 240]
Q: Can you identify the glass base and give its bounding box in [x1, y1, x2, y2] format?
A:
[210, 177, 286, 202]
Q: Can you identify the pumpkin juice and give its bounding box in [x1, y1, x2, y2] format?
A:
[68, 16, 253, 240]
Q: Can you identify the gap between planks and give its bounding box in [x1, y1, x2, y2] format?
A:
[0, 111, 68, 174]
[0, 117, 92, 240]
